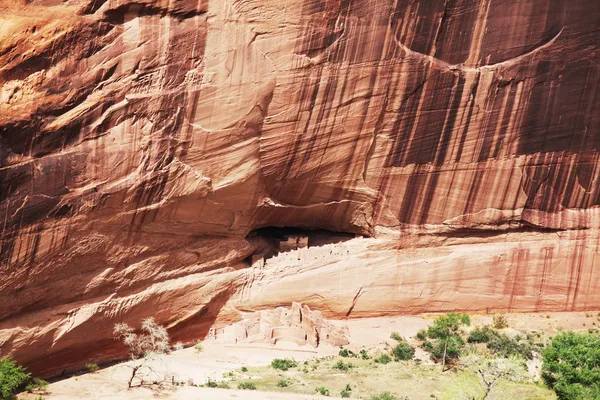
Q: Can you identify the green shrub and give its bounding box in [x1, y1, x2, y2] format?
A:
[542, 331, 600, 400]
[467, 325, 497, 343]
[241, 366, 248, 372]
[271, 358, 297, 371]
[333, 360, 353, 372]
[416, 329, 427, 341]
[217, 381, 230, 389]
[345, 383, 352, 391]
[360, 349, 370, 359]
[391, 342, 415, 361]
[238, 381, 257, 390]
[492, 314, 509, 329]
[487, 334, 533, 359]
[421, 340, 433, 352]
[390, 332, 403, 341]
[339, 349, 356, 358]
[315, 386, 330, 396]
[206, 380, 218, 388]
[374, 354, 392, 364]
[85, 363, 99, 373]
[467, 326, 533, 359]
[0, 357, 30, 400]
[277, 379, 289, 387]
[24, 378, 48, 393]
[341, 389, 351, 397]
[194, 342, 204, 353]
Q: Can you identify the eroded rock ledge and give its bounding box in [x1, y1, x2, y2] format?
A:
[0, 0, 598, 376]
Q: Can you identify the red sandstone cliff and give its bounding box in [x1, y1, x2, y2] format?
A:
[0, 0, 598, 376]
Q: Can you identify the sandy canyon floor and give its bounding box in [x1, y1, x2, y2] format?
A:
[17, 311, 600, 400]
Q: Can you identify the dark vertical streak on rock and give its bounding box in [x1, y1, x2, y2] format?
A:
[435, 74, 465, 165]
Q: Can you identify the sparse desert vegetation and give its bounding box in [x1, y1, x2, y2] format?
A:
[181, 312, 592, 399]
[237, 381, 257, 390]
[193, 342, 204, 353]
[85, 363, 99, 373]
[271, 358, 298, 371]
[12, 311, 600, 400]
[113, 317, 171, 388]
[205, 337, 554, 400]
[230, 357, 544, 399]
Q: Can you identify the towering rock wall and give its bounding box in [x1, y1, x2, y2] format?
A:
[0, 0, 598, 375]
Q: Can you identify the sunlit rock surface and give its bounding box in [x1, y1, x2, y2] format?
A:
[0, 0, 598, 376]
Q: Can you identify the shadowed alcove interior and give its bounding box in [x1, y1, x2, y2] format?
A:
[245, 227, 357, 263]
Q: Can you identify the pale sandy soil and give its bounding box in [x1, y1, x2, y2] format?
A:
[20, 342, 342, 400]
[19, 311, 597, 400]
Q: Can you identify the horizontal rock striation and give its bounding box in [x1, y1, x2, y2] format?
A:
[0, 0, 598, 376]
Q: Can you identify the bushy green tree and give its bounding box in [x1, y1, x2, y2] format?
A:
[542, 331, 600, 400]
[425, 313, 470, 370]
[0, 357, 30, 400]
[427, 313, 471, 339]
[422, 335, 464, 364]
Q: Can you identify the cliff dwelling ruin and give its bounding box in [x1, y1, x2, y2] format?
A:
[245, 227, 357, 268]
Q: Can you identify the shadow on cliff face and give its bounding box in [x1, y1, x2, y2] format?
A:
[432, 224, 572, 239]
[17, 284, 239, 379]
